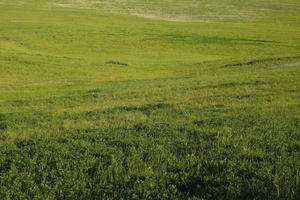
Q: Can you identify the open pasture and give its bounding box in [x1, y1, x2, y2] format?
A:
[0, 0, 300, 199]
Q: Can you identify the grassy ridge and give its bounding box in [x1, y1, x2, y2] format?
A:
[0, 0, 300, 199]
[48, 0, 300, 22]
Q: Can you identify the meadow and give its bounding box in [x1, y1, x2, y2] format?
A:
[0, 0, 300, 199]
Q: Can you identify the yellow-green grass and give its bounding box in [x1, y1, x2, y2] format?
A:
[0, 0, 300, 199]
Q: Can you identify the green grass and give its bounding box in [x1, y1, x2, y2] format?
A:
[0, 0, 300, 199]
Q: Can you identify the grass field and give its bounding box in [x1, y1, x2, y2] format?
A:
[0, 0, 300, 199]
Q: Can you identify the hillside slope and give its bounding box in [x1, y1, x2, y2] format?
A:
[0, 0, 300, 199]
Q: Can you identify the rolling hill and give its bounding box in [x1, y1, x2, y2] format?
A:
[0, 0, 299, 199]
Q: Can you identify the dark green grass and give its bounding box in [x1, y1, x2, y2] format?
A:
[0, 106, 299, 199]
[0, 0, 300, 199]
